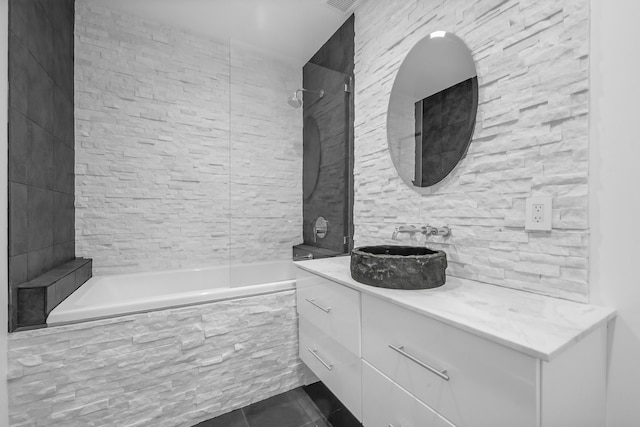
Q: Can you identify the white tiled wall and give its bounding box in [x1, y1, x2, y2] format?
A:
[74, 2, 302, 275]
[353, 0, 590, 302]
[229, 40, 304, 264]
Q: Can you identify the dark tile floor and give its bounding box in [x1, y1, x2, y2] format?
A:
[193, 382, 361, 427]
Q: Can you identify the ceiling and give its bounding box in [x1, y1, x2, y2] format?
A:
[90, 0, 355, 66]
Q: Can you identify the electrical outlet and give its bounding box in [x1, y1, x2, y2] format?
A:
[525, 196, 552, 231]
[532, 204, 544, 223]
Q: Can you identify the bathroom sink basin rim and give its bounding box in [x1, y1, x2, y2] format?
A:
[350, 245, 447, 290]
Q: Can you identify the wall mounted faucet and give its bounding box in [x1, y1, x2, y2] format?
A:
[391, 225, 419, 240]
[391, 225, 451, 240]
[423, 225, 451, 237]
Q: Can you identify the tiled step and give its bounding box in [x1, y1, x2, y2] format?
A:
[14, 258, 92, 329]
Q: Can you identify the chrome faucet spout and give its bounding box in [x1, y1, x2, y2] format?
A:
[392, 225, 418, 240]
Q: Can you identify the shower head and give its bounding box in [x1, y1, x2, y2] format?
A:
[288, 93, 303, 108]
[287, 88, 325, 108]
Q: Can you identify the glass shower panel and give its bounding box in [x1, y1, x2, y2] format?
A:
[302, 62, 351, 254]
[228, 40, 304, 266]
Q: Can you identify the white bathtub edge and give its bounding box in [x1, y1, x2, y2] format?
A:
[47, 280, 296, 327]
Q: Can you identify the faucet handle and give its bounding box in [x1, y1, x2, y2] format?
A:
[421, 225, 435, 235]
[437, 226, 451, 237]
[422, 225, 451, 237]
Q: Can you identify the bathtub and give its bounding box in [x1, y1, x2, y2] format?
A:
[47, 260, 297, 325]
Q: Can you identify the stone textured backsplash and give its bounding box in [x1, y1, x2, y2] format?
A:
[353, 0, 590, 302]
[74, 2, 302, 275]
[8, 291, 314, 427]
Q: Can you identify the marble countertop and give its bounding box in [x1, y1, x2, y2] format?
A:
[295, 256, 616, 361]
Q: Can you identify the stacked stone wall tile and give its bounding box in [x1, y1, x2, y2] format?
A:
[75, 2, 302, 275]
[353, 0, 590, 302]
[8, 291, 313, 426]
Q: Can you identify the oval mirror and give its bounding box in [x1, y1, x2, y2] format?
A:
[387, 31, 478, 191]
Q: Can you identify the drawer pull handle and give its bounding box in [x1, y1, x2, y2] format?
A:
[308, 348, 334, 371]
[305, 298, 332, 313]
[388, 344, 450, 381]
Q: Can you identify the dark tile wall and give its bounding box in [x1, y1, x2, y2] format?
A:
[8, 0, 76, 331]
[302, 64, 350, 253]
[308, 15, 355, 76]
[302, 15, 354, 254]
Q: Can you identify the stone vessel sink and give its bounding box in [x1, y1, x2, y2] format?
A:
[350, 245, 447, 290]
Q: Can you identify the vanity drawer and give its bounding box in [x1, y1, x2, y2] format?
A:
[361, 294, 538, 427]
[299, 318, 362, 421]
[363, 361, 456, 427]
[296, 269, 360, 356]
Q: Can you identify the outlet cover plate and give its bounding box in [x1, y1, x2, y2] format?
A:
[525, 196, 552, 231]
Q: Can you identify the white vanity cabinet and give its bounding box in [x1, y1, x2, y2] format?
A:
[362, 294, 538, 427]
[362, 361, 455, 427]
[296, 268, 362, 420]
[295, 258, 614, 427]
